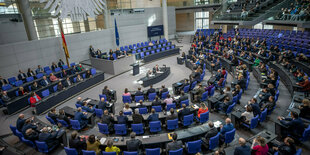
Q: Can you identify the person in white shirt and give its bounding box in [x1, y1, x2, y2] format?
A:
[123, 103, 133, 113]
[241, 105, 254, 124]
[164, 94, 174, 105]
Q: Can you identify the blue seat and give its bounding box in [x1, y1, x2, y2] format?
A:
[124, 111, 132, 115]
[91, 68, 96, 75]
[64, 147, 78, 155]
[209, 133, 220, 150]
[36, 73, 44, 79]
[169, 148, 183, 155]
[225, 128, 236, 145]
[186, 140, 201, 154]
[242, 115, 259, 129]
[21, 137, 36, 148]
[46, 115, 56, 125]
[15, 129, 23, 141]
[180, 99, 189, 106]
[135, 95, 144, 102]
[161, 48, 165, 51]
[148, 93, 156, 101]
[9, 125, 17, 135]
[15, 80, 23, 87]
[75, 103, 82, 108]
[149, 121, 161, 133]
[152, 106, 162, 112]
[140, 52, 145, 59]
[63, 65, 69, 69]
[183, 85, 190, 93]
[114, 124, 127, 135]
[209, 87, 215, 96]
[35, 140, 57, 153]
[201, 91, 208, 102]
[167, 119, 178, 130]
[54, 67, 61, 72]
[146, 52, 150, 56]
[232, 95, 238, 103]
[182, 114, 194, 127]
[167, 103, 176, 110]
[295, 148, 302, 155]
[70, 120, 82, 130]
[82, 150, 96, 155]
[8, 77, 16, 85]
[95, 108, 103, 118]
[146, 148, 160, 155]
[300, 124, 310, 142]
[196, 111, 209, 124]
[70, 63, 76, 67]
[124, 151, 138, 155]
[161, 91, 169, 99]
[223, 102, 236, 115]
[57, 119, 69, 127]
[2, 84, 12, 91]
[41, 89, 50, 98]
[139, 107, 148, 114]
[156, 49, 160, 53]
[190, 81, 197, 90]
[99, 94, 107, 101]
[151, 50, 155, 54]
[259, 108, 267, 122]
[45, 70, 52, 76]
[44, 66, 51, 72]
[98, 123, 109, 135]
[53, 85, 58, 92]
[26, 76, 34, 82]
[131, 123, 144, 135]
[122, 95, 131, 103]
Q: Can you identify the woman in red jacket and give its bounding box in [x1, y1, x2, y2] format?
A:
[29, 92, 41, 114]
[197, 103, 208, 118]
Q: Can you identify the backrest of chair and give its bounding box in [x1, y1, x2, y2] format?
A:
[181, 100, 189, 106]
[201, 91, 208, 101]
[64, 147, 78, 155]
[232, 95, 238, 103]
[114, 124, 127, 135]
[183, 85, 190, 93]
[44, 66, 50, 72]
[226, 102, 236, 114]
[187, 140, 201, 154]
[95, 109, 103, 118]
[225, 128, 236, 144]
[301, 125, 310, 141]
[122, 95, 131, 103]
[70, 120, 81, 130]
[131, 123, 143, 134]
[139, 107, 148, 114]
[295, 148, 302, 155]
[210, 87, 215, 96]
[260, 108, 267, 122]
[75, 104, 82, 108]
[209, 133, 220, 150]
[169, 148, 183, 155]
[35, 140, 48, 153]
[45, 115, 56, 125]
[26, 76, 34, 82]
[22, 137, 36, 148]
[98, 123, 109, 134]
[146, 148, 160, 155]
[8, 77, 16, 84]
[124, 151, 138, 155]
[53, 85, 58, 92]
[200, 111, 209, 123]
[183, 114, 194, 125]
[15, 129, 23, 141]
[152, 106, 162, 112]
[82, 150, 96, 155]
[54, 67, 61, 72]
[91, 68, 96, 75]
[70, 63, 76, 67]
[36, 73, 44, 79]
[250, 115, 259, 129]
[10, 125, 17, 135]
[63, 65, 69, 69]
[2, 84, 12, 91]
[15, 80, 23, 87]
[57, 119, 69, 127]
[167, 103, 176, 110]
[135, 95, 144, 102]
[124, 111, 132, 115]
[41, 89, 50, 98]
[148, 93, 156, 101]
[99, 94, 107, 101]
[161, 91, 169, 99]
[167, 119, 178, 130]
[190, 81, 197, 90]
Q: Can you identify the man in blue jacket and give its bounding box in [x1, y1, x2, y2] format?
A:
[81, 102, 95, 113]
[38, 127, 59, 149]
[74, 108, 88, 129]
[21, 119, 37, 135]
[147, 108, 159, 122]
[98, 97, 107, 111]
[16, 114, 25, 132]
[234, 137, 251, 155]
[278, 111, 305, 138]
[40, 76, 50, 86]
[220, 118, 234, 144]
[248, 98, 261, 117]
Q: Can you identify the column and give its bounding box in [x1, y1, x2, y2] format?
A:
[103, 0, 109, 29]
[162, 0, 169, 40]
[84, 19, 90, 32]
[16, 0, 38, 40]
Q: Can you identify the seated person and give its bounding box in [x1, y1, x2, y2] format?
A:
[152, 96, 162, 106]
[63, 77, 72, 87]
[132, 108, 144, 124]
[195, 84, 205, 102]
[214, 97, 233, 112]
[76, 97, 83, 105]
[260, 96, 275, 112]
[166, 108, 178, 122]
[76, 64, 84, 71]
[74, 108, 88, 129]
[86, 70, 92, 78]
[178, 104, 191, 121]
[197, 103, 208, 118]
[117, 111, 128, 124]
[219, 118, 234, 140]
[177, 91, 189, 106]
[248, 98, 261, 117]
[147, 108, 159, 122]
[47, 108, 58, 123]
[126, 132, 142, 153]
[137, 100, 146, 108]
[241, 106, 254, 125]
[153, 64, 160, 73]
[105, 140, 121, 155]
[234, 138, 251, 155]
[69, 131, 86, 154]
[81, 101, 95, 113]
[49, 73, 59, 82]
[298, 99, 310, 120]
[215, 69, 223, 81]
[27, 68, 35, 77]
[22, 119, 37, 135]
[223, 86, 233, 101]
[18, 87, 27, 96]
[251, 136, 269, 155]
[1, 91, 11, 104]
[31, 82, 41, 91]
[18, 70, 27, 81]
[147, 85, 156, 95]
[51, 62, 58, 71]
[258, 88, 271, 104]
[297, 76, 310, 92]
[123, 88, 131, 96]
[76, 74, 83, 82]
[101, 110, 114, 132]
[61, 69, 68, 78]
[237, 75, 246, 91]
[57, 82, 64, 91]
[164, 94, 174, 105]
[202, 121, 218, 148]
[25, 128, 38, 142]
[87, 135, 101, 155]
[102, 86, 112, 101]
[205, 82, 215, 95]
[58, 109, 70, 125]
[232, 85, 241, 96]
[40, 76, 50, 86]
[123, 103, 132, 113]
[98, 97, 107, 111]
[36, 65, 44, 74]
[135, 87, 143, 96]
[277, 112, 305, 139]
[16, 114, 25, 132]
[38, 127, 60, 149]
[58, 59, 65, 68]
[217, 75, 225, 87]
[268, 137, 296, 155]
[166, 133, 183, 153]
[159, 85, 168, 97]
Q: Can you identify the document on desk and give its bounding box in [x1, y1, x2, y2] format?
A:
[142, 136, 149, 139]
[192, 104, 199, 109]
[86, 99, 91, 103]
[136, 103, 141, 106]
[100, 137, 106, 144]
[213, 121, 222, 128]
[174, 96, 180, 100]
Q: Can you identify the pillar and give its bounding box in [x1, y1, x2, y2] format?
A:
[16, 0, 38, 40]
[103, 0, 109, 29]
[162, 0, 169, 40]
[84, 19, 90, 32]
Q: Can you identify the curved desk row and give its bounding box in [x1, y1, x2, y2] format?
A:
[143, 48, 180, 63]
[35, 72, 105, 115]
[291, 60, 310, 76]
[140, 67, 171, 87]
[6, 70, 88, 115]
[90, 56, 135, 75]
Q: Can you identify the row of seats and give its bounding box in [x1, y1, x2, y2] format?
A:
[120, 39, 168, 52]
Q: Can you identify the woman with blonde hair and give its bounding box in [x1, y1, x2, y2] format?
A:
[251, 136, 269, 155]
[123, 103, 132, 113]
[197, 103, 208, 118]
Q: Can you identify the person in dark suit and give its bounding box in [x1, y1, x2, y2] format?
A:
[25, 128, 39, 142]
[22, 119, 37, 135]
[38, 127, 59, 148]
[269, 137, 296, 155]
[74, 108, 88, 129]
[69, 131, 86, 154]
[101, 110, 114, 132]
[57, 82, 64, 91]
[16, 114, 25, 132]
[166, 108, 178, 122]
[76, 97, 83, 106]
[58, 109, 70, 125]
[147, 85, 156, 95]
[177, 91, 189, 105]
[137, 100, 146, 108]
[166, 133, 183, 154]
[27, 68, 35, 77]
[0, 76, 8, 87]
[31, 82, 41, 91]
[63, 77, 72, 87]
[117, 111, 128, 124]
[152, 96, 162, 106]
[248, 98, 261, 117]
[61, 69, 68, 78]
[178, 104, 191, 121]
[40, 76, 50, 86]
[126, 132, 142, 153]
[237, 75, 246, 90]
[147, 108, 159, 122]
[132, 109, 143, 124]
[86, 70, 92, 78]
[58, 59, 65, 68]
[214, 97, 233, 112]
[81, 102, 95, 113]
[258, 88, 271, 105]
[102, 86, 112, 101]
[35, 65, 44, 74]
[18, 70, 27, 81]
[192, 69, 201, 82]
[47, 108, 58, 123]
[98, 97, 107, 111]
[135, 87, 144, 96]
[51, 62, 58, 71]
[1, 91, 11, 104]
[18, 87, 27, 96]
[159, 85, 168, 97]
[234, 138, 251, 155]
[202, 122, 219, 148]
[278, 111, 305, 138]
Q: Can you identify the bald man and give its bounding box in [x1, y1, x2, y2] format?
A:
[234, 138, 251, 155]
[76, 97, 83, 105]
[102, 110, 114, 132]
[16, 114, 25, 131]
[220, 118, 234, 143]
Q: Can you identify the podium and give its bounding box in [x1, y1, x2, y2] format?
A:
[130, 63, 140, 76]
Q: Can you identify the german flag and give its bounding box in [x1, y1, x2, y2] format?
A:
[61, 31, 70, 58]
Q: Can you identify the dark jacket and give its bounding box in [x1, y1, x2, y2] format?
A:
[22, 123, 37, 135]
[69, 137, 86, 153]
[205, 127, 218, 140]
[234, 145, 251, 155]
[38, 132, 59, 148]
[16, 118, 25, 132]
[250, 103, 261, 117]
[98, 101, 107, 111]
[117, 115, 128, 124]
[132, 114, 143, 124]
[48, 112, 58, 123]
[126, 139, 142, 152]
[179, 108, 191, 120]
[166, 113, 178, 121]
[166, 141, 183, 153]
[280, 118, 305, 137]
[18, 73, 27, 81]
[147, 113, 159, 122]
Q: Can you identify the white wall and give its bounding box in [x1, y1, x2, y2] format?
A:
[0, 21, 28, 45]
